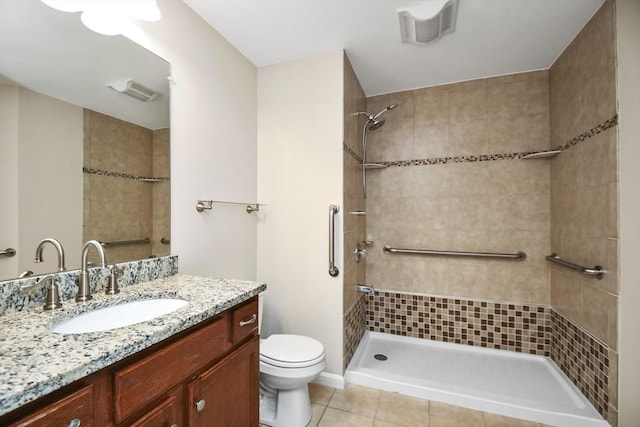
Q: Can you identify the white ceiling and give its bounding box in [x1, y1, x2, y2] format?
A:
[185, 0, 605, 96]
[0, 1, 170, 130]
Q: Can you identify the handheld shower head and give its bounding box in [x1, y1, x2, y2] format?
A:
[372, 104, 399, 120]
[368, 119, 385, 131]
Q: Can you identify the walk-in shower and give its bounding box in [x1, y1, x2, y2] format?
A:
[353, 104, 398, 198]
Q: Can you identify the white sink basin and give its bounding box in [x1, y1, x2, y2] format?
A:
[50, 298, 189, 334]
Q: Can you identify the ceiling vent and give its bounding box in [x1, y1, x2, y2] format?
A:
[398, 0, 459, 45]
[108, 79, 160, 102]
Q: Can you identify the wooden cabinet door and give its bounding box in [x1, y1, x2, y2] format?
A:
[128, 395, 177, 427]
[187, 335, 259, 427]
[11, 385, 93, 427]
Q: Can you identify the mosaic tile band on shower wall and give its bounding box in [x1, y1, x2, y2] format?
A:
[83, 167, 169, 182]
[551, 310, 611, 421]
[343, 293, 368, 371]
[366, 290, 551, 355]
[343, 115, 618, 168]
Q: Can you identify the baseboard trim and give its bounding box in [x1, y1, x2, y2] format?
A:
[313, 372, 345, 389]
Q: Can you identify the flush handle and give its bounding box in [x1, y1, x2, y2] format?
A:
[195, 399, 206, 412]
[239, 314, 257, 327]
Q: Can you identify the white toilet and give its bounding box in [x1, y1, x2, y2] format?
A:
[259, 296, 326, 427]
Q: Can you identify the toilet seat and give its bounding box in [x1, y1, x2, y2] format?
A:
[260, 334, 325, 368]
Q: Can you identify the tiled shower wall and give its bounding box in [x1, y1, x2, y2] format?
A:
[83, 109, 170, 264]
[343, 54, 368, 370]
[365, 71, 551, 305]
[549, 1, 618, 424]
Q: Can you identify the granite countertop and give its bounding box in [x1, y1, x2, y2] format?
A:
[0, 274, 266, 416]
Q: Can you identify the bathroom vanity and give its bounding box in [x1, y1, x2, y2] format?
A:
[0, 275, 265, 426]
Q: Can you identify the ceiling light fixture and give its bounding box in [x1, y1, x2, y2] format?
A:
[398, 0, 459, 45]
[41, 0, 161, 36]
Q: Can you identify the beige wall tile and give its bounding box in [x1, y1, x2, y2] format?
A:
[449, 119, 488, 157]
[550, 269, 581, 322]
[365, 71, 552, 304]
[413, 124, 449, 159]
[414, 85, 449, 126]
[580, 282, 609, 343]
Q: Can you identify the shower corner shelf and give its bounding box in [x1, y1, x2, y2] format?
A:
[363, 163, 388, 170]
[520, 150, 561, 160]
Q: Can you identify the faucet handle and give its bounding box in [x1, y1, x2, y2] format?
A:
[105, 265, 122, 295]
[19, 274, 62, 310]
[43, 277, 63, 311]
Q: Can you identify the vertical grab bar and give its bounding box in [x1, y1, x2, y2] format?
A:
[329, 204, 340, 277]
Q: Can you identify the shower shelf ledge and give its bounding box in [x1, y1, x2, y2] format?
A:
[363, 163, 388, 169]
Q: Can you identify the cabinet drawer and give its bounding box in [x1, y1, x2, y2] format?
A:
[232, 297, 258, 344]
[128, 395, 177, 427]
[11, 384, 93, 427]
[114, 316, 231, 423]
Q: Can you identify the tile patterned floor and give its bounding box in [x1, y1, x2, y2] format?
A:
[261, 384, 553, 427]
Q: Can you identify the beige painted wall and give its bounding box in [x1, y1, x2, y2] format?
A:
[257, 51, 344, 378]
[365, 72, 551, 304]
[616, 0, 640, 424]
[123, 0, 258, 280]
[17, 88, 83, 276]
[0, 85, 19, 278]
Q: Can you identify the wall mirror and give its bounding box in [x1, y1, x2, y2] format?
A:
[0, 1, 171, 280]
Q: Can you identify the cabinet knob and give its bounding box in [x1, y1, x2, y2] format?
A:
[195, 399, 206, 412]
[67, 419, 81, 427]
[239, 314, 257, 327]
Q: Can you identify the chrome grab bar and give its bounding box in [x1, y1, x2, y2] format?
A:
[545, 253, 604, 279]
[195, 200, 265, 214]
[328, 204, 340, 277]
[100, 237, 150, 247]
[383, 245, 526, 260]
[0, 248, 16, 258]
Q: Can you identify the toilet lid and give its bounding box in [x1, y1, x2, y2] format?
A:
[260, 334, 325, 368]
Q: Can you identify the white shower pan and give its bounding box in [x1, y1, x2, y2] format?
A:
[346, 331, 608, 427]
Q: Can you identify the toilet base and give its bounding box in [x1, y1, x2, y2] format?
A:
[259, 384, 312, 427]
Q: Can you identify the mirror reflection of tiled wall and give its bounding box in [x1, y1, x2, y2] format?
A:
[83, 109, 170, 264]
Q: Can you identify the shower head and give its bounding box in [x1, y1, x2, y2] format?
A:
[353, 103, 399, 132]
[372, 104, 398, 120]
[368, 119, 385, 132]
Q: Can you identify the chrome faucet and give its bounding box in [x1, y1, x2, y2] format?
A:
[77, 240, 106, 302]
[34, 238, 66, 271]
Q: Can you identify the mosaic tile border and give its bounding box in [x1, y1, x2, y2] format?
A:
[344, 294, 368, 370]
[551, 310, 610, 420]
[362, 115, 618, 168]
[83, 167, 170, 182]
[556, 114, 618, 151]
[366, 290, 552, 355]
[343, 142, 363, 164]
